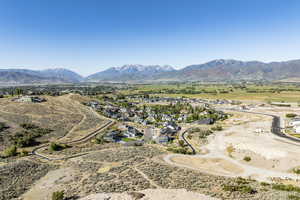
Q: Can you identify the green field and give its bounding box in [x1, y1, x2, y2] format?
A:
[122, 83, 300, 103]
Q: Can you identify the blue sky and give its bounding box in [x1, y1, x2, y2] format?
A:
[1, 0, 300, 76]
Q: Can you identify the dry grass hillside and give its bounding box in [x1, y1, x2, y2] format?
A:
[0, 94, 107, 149]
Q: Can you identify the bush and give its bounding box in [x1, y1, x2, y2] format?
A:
[222, 184, 257, 194]
[178, 140, 185, 147]
[226, 145, 235, 157]
[21, 123, 39, 130]
[243, 156, 251, 162]
[260, 182, 270, 186]
[2, 145, 17, 157]
[272, 184, 300, 193]
[9, 124, 52, 147]
[286, 113, 297, 118]
[289, 195, 300, 200]
[20, 149, 29, 157]
[94, 135, 105, 144]
[0, 122, 8, 132]
[211, 125, 223, 131]
[166, 146, 192, 155]
[49, 142, 66, 151]
[198, 129, 213, 139]
[52, 190, 64, 200]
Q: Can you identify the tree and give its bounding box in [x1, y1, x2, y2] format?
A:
[15, 88, 23, 96]
[243, 156, 251, 162]
[178, 140, 185, 147]
[2, 145, 17, 157]
[286, 113, 297, 118]
[52, 191, 64, 200]
[49, 142, 64, 151]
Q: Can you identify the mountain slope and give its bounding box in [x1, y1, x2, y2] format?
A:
[88, 59, 300, 82]
[0, 68, 83, 85]
[86, 64, 175, 82]
[155, 59, 300, 82]
[39, 68, 84, 82]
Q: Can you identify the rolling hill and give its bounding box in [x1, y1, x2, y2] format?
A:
[0, 68, 83, 85]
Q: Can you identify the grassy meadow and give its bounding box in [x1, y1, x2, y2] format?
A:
[122, 83, 300, 103]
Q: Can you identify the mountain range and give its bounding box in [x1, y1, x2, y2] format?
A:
[2, 59, 300, 84]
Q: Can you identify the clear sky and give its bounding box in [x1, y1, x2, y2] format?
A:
[1, 0, 300, 76]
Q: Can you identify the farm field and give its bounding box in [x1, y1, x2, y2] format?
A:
[125, 83, 300, 103]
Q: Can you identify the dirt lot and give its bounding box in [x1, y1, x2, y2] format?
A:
[169, 155, 244, 176]
[166, 107, 300, 185]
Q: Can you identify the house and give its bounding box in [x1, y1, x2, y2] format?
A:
[103, 130, 123, 142]
[87, 101, 100, 109]
[14, 96, 46, 103]
[123, 126, 143, 138]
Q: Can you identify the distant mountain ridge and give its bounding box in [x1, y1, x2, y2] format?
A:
[0, 68, 83, 85]
[172, 59, 300, 82]
[2, 59, 300, 85]
[86, 59, 300, 82]
[86, 64, 175, 82]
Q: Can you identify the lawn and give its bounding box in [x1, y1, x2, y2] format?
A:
[121, 137, 137, 142]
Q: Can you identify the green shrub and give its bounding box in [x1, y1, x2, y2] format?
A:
[272, 184, 300, 193]
[222, 184, 257, 194]
[166, 146, 192, 155]
[2, 145, 17, 157]
[198, 129, 213, 139]
[20, 150, 29, 157]
[0, 122, 8, 132]
[211, 125, 223, 131]
[286, 113, 297, 118]
[260, 182, 270, 186]
[9, 124, 52, 147]
[49, 142, 67, 151]
[293, 168, 300, 174]
[243, 156, 251, 162]
[178, 140, 185, 147]
[289, 195, 300, 200]
[52, 190, 64, 200]
[21, 123, 39, 130]
[236, 177, 250, 185]
[94, 135, 105, 144]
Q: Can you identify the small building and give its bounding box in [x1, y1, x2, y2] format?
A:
[124, 126, 143, 138]
[103, 130, 123, 142]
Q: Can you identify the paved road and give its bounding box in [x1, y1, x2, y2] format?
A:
[181, 129, 196, 154]
[32, 120, 114, 161]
